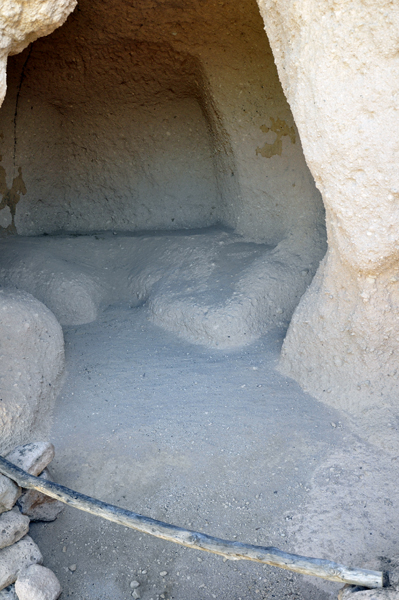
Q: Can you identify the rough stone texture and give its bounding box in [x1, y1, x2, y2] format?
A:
[15, 565, 61, 600]
[0, 585, 17, 600]
[0, 0, 76, 106]
[0, 478, 20, 516]
[0, 0, 328, 440]
[0, 290, 64, 454]
[338, 585, 399, 599]
[0, 536, 42, 591]
[0, 0, 76, 455]
[0, 0, 324, 248]
[17, 469, 64, 522]
[0, 230, 322, 347]
[0, 510, 29, 550]
[5, 443, 55, 477]
[257, 0, 399, 416]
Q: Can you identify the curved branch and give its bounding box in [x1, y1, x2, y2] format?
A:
[0, 455, 384, 589]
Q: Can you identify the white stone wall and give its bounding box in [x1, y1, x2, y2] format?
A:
[258, 0, 399, 416]
[0, 0, 76, 452]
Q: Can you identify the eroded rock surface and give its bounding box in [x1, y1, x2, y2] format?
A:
[0, 535, 42, 591]
[0, 290, 64, 454]
[0, 0, 75, 454]
[257, 0, 399, 418]
[0, 511, 29, 550]
[5, 443, 55, 477]
[0, 585, 17, 599]
[15, 564, 62, 600]
[18, 469, 64, 522]
[0, 479, 20, 516]
[0, 230, 322, 347]
[0, 0, 76, 107]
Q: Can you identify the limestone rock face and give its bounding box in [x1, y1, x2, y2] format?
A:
[257, 0, 399, 422]
[0, 536, 42, 591]
[0, 290, 64, 454]
[0, 0, 327, 351]
[0, 510, 29, 550]
[15, 565, 61, 600]
[17, 469, 64, 522]
[0, 585, 17, 599]
[1, 0, 324, 249]
[0, 0, 74, 456]
[5, 443, 55, 477]
[0, 478, 20, 516]
[0, 0, 77, 105]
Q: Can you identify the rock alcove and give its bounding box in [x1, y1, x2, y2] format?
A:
[0, 0, 326, 450]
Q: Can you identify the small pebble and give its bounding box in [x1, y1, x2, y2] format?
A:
[160, 571, 167, 577]
[141, 570, 147, 575]
[132, 591, 140, 599]
[130, 581, 140, 589]
[69, 564, 77, 572]
[62, 546, 66, 553]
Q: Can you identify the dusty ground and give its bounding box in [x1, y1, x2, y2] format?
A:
[25, 298, 399, 600]
[0, 231, 387, 600]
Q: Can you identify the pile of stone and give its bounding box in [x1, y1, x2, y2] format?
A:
[0, 442, 65, 600]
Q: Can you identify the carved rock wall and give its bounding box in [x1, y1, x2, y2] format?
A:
[0, 0, 75, 452]
[0, 0, 323, 249]
[0, 0, 76, 105]
[257, 0, 399, 422]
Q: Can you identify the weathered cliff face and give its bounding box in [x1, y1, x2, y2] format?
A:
[0, 0, 323, 248]
[0, 0, 76, 453]
[258, 0, 399, 424]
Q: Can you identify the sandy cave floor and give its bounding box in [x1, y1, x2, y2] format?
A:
[24, 301, 399, 600]
[1, 230, 392, 600]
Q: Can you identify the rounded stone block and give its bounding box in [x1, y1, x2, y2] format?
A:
[0, 290, 64, 454]
[15, 565, 61, 600]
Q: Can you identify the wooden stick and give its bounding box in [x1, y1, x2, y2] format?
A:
[0, 455, 384, 589]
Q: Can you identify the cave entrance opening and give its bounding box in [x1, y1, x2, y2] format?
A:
[0, 0, 325, 348]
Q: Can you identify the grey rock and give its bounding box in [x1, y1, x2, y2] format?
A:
[17, 470, 64, 522]
[0, 585, 17, 599]
[339, 585, 367, 598]
[0, 510, 30, 550]
[15, 564, 61, 600]
[338, 585, 399, 599]
[5, 443, 55, 477]
[132, 591, 140, 600]
[0, 535, 42, 591]
[0, 478, 20, 516]
[68, 565, 76, 572]
[130, 581, 140, 589]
